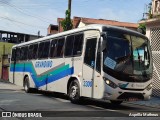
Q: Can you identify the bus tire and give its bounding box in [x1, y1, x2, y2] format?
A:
[110, 100, 123, 105]
[68, 80, 80, 103]
[24, 77, 32, 93]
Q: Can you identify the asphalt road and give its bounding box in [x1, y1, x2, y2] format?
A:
[0, 82, 160, 120]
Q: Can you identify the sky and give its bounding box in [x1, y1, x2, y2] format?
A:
[0, 0, 151, 36]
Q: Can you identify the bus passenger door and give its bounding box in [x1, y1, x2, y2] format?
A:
[82, 37, 97, 98]
[93, 39, 104, 99]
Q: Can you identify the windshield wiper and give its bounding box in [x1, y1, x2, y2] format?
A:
[136, 48, 141, 68]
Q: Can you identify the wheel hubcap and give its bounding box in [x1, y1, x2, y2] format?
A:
[70, 85, 77, 98]
[24, 83, 28, 91]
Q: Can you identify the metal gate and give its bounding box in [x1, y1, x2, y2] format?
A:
[150, 27, 160, 97]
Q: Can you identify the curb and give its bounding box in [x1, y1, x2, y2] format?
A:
[0, 79, 11, 83]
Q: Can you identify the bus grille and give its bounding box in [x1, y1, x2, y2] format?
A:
[117, 92, 144, 101]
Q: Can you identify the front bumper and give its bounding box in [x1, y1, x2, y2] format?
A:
[103, 85, 152, 101]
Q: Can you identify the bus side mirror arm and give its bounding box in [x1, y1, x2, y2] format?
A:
[100, 32, 107, 52]
[101, 37, 107, 52]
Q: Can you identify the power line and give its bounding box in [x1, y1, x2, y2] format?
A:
[11, 22, 38, 35]
[0, 15, 46, 29]
[0, 0, 53, 23]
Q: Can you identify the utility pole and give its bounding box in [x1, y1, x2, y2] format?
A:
[68, 0, 72, 17]
[61, 0, 72, 31]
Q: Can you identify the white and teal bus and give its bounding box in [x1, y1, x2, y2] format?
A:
[9, 24, 153, 105]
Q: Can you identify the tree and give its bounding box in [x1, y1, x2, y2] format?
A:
[61, 10, 73, 31]
[137, 23, 146, 35]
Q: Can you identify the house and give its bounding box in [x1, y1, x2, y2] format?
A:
[139, 0, 160, 97]
[48, 16, 138, 34]
[0, 30, 40, 80]
[47, 24, 58, 35]
[59, 16, 138, 32]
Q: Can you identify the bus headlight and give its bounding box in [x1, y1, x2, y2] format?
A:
[146, 83, 152, 91]
[103, 77, 118, 89]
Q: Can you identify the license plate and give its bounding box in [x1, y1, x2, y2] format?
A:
[128, 98, 139, 101]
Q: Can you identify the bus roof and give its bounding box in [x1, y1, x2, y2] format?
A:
[12, 24, 146, 48]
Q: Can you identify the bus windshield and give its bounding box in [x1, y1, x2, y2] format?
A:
[103, 30, 153, 82]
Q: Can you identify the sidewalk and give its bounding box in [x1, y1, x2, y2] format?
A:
[0, 79, 160, 108]
[0, 79, 23, 90]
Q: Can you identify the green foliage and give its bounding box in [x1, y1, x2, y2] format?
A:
[148, 2, 153, 19]
[138, 23, 146, 35]
[61, 10, 73, 31]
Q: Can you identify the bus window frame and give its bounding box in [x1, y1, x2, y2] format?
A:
[49, 37, 65, 59]
[64, 32, 84, 58]
[37, 40, 50, 60]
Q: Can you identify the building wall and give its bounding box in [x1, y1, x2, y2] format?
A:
[152, 0, 160, 16]
[145, 21, 160, 97]
[78, 22, 86, 28]
[47, 25, 58, 35]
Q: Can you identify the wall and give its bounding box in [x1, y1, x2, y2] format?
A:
[0, 42, 15, 78]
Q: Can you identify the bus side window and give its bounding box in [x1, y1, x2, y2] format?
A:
[65, 35, 74, 57]
[38, 42, 43, 59]
[22, 46, 28, 60]
[38, 41, 50, 59]
[16, 47, 21, 62]
[56, 38, 65, 57]
[50, 39, 58, 58]
[43, 41, 50, 58]
[73, 33, 83, 56]
[20, 47, 24, 60]
[65, 33, 83, 57]
[28, 45, 34, 60]
[33, 44, 38, 59]
[11, 48, 16, 61]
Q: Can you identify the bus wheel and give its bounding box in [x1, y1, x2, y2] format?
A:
[68, 80, 80, 103]
[24, 77, 31, 93]
[110, 100, 123, 105]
